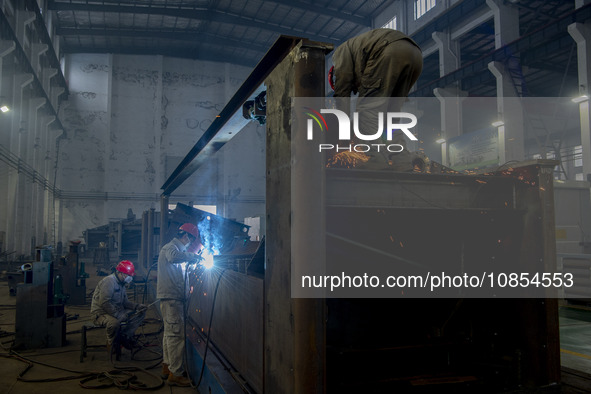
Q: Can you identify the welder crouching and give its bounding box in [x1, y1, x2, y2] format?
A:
[90, 260, 146, 355]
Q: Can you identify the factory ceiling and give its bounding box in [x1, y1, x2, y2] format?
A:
[48, 0, 388, 67]
[46, 0, 582, 97]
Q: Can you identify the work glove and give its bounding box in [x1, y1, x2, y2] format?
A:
[135, 303, 148, 312]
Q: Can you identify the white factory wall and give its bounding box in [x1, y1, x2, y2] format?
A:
[58, 53, 265, 245]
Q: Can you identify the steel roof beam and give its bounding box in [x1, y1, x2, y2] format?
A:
[56, 27, 270, 53]
[411, 2, 591, 97]
[48, 1, 341, 43]
[266, 0, 370, 26]
[61, 44, 257, 67]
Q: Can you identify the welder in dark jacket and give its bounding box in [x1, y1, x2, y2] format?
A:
[332, 28, 422, 100]
[90, 260, 145, 351]
[331, 28, 423, 166]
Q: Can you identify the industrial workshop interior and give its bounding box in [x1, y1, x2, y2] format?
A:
[4, 0, 591, 393]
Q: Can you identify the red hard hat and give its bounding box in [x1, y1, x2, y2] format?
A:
[179, 223, 200, 239]
[116, 260, 135, 276]
[328, 65, 335, 91]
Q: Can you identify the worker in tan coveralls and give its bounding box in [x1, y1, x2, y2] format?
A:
[90, 260, 146, 354]
[331, 28, 423, 167]
[157, 223, 202, 387]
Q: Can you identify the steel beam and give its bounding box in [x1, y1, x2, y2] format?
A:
[56, 27, 270, 53]
[161, 36, 308, 195]
[265, 39, 332, 393]
[60, 44, 257, 68]
[48, 1, 341, 44]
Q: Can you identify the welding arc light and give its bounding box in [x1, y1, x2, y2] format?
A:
[201, 251, 214, 270]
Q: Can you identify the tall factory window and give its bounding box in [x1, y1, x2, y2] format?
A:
[193, 205, 217, 215]
[168, 203, 217, 215]
[574, 145, 583, 167]
[382, 16, 397, 30]
[414, 0, 436, 19]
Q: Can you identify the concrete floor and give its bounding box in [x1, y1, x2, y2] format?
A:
[0, 261, 198, 394]
[560, 304, 591, 375]
[2, 261, 591, 393]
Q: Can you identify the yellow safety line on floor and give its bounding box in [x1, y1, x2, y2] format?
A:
[561, 348, 591, 360]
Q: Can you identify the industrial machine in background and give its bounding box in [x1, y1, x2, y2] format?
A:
[165, 203, 251, 254]
[15, 247, 65, 349]
[554, 180, 591, 301]
[83, 209, 145, 273]
[55, 241, 88, 305]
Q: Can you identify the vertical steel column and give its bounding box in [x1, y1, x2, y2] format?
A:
[514, 160, 560, 386]
[265, 40, 331, 394]
[293, 43, 327, 394]
[160, 194, 169, 248]
[147, 208, 155, 269]
[117, 221, 123, 261]
[568, 22, 591, 179]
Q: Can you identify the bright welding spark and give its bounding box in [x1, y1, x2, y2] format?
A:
[200, 248, 217, 269]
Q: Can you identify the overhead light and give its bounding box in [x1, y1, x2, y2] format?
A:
[492, 120, 504, 127]
[0, 106, 9, 113]
[572, 95, 589, 103]
[436, 138, 446, 144]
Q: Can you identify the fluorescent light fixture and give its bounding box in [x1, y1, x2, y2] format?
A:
[436, 138, 446, 144]
[492, 120, 504, 127]
[572, 95, 589, 103]
[0, 106, 9, 113]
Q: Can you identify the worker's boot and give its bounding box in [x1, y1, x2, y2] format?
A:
[161, 363, 170, 380]
[167, 373, 191, 387]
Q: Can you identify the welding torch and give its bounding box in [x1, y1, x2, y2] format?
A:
[126, 299, 159, 318]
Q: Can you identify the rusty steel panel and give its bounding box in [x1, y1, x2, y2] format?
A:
[189, 270, 264, 393]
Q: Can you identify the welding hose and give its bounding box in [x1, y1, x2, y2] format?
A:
[7, 350, 164, 389]
[182, 260, 203, 388]
[195, 268, 226, 388]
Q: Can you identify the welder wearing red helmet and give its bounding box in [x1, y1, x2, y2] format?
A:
[157, 223, 202, 387]
[90, 260, 146, 353]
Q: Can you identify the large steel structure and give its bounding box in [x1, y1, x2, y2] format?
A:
[159, 37, 560, 393]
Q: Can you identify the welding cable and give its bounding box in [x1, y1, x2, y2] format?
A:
[182, 260, 200, 388]
[195, 269, 227, 389]
[0, 352, 97, 383]
[141, 262, 158, 304]
[180, 260, 210, 389]
[5, 341, 162, 388]
[79, 367, 164, 390]
[7, 350, 89, 374]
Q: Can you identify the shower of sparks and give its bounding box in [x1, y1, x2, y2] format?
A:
[327, 151, 369, 168]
